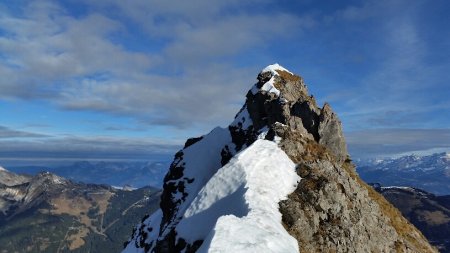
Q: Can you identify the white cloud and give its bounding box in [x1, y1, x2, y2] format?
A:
[163, 13, 302, 63]
[1, 0, 448, 161]
[0, 134, 179, 161]
[0, 3, 155, 98]
[346, 128, 450, 158]
[0, 0, 306, 129]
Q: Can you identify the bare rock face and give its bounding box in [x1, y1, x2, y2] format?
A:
[245, 68, 348, 164]
[124, 64, 436, 253]
[248, 67, 435, 252]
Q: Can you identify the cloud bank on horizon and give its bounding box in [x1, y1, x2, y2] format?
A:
[0, 0, 449, 163]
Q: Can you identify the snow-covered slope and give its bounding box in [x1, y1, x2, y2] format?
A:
[0, 166, 30, 187]
[177, 140, 299, 253]
[123, 64, 300, 253]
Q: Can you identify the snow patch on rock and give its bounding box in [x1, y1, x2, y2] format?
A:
[260, 76, 281, 96]
[230, 105, 252, 130]
[251, 63, 293, 96]
[262, 63, 293, 75]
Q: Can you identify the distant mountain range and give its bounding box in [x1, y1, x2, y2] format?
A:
[2, 165, 448, 253]
[7, 160, 170, 189]
[356, 152, 450, 195]
[372, 185, 450, 253]
[0, 166, 160, 253]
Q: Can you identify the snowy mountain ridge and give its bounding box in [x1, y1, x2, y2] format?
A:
[124, 64, 436, 252]
[124, 64, 300, 253]
[358, 152, 450, 168]
[356, 152, 450, 195]
[175, 139, 299, 252]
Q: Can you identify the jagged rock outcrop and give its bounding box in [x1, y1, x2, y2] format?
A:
[124, 64, 436, 253]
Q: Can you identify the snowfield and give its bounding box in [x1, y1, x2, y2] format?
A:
[123, 139, 300, 253]
[178, 140, 300, 253]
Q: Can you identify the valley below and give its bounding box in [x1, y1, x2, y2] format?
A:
[0, 167, 160, 253]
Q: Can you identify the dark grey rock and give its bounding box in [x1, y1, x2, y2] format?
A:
[244, 67, 348, 164]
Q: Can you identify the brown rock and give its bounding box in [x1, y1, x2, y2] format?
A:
[247, 66, 436, 252]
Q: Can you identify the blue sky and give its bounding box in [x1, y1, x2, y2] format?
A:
[0, 0, 449, 165]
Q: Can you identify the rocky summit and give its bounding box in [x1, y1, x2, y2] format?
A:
[124, 64, 436, 253]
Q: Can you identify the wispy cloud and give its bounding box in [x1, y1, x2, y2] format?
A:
[0, 135, 179, 162]
[0, 0, 448, 161]
[327, 0, 450, 131]
[346, 128, 450, 158]
[0, 0, 308, 129]
[0, 125, 49, 138]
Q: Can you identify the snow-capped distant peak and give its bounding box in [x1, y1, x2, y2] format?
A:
[47, 173, 67, 185]
[38, 172, 67, 185]
[374, 159, 384, 164]
[381, 186, 414, 191]
[51, 176, 65, 184]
